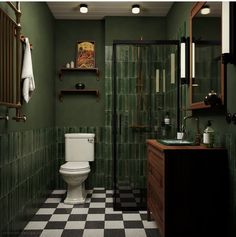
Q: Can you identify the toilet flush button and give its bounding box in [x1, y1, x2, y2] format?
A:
[88, 138, 94, 143]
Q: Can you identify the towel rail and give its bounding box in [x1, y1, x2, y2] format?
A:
[0, 2, 23, 121]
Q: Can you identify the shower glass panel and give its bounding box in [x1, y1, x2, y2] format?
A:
[112, 41, 179, 210]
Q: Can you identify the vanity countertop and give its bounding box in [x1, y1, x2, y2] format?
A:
[147, 139, 225, 151]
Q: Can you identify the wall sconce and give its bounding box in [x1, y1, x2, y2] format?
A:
[80, 4, 88, 14]
[132, 5, 140, 14]
[180, 37, 190, 84]
[192, 41, 195, 79]
[201, 5, 210, 15]
[180, 37, 186, 82]
[222, 2, 236, 64]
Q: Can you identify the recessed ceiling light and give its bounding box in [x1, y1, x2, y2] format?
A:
[132, 4, 140, 14]
[201, 5, 210, 15]
[80, 4, 88, 14]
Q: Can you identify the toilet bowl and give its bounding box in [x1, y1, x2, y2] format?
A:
[59, 133, 95, 204]
[60, 161, 90, 204]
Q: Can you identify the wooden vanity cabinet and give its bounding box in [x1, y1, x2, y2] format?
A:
[147, 140, 229, 237]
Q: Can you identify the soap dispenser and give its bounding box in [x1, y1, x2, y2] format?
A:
[203, 120, 214, 148]
[164, 112, 170, 125]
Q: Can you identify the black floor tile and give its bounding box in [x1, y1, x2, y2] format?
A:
[74, 203, 89, 208]
[88, 208, 106, 214]
[30, 215, 51, 221]
[45, 221, 66, 229]
[104, 229, 126, 237]
[61, 229, 84, 237]
[54, 208, 72, 214]
[91, 198, 106, 202]
[145, 229, 161, 237]
[68, 214, 87, 221]
[85, 221, 104, 229]
[105, 214, 123, 220]
[124, 221, 144, 228]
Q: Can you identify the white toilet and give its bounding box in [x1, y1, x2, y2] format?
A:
[59, 133, 95, 204]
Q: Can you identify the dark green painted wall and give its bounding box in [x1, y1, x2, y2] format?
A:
[0, 2, 55, 236]
[0, 3, 55, 132]
[55, 20, 105, 127]
[105, 16, 167, 45]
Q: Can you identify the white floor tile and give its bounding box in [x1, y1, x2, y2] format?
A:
[125, 229, 147, 237]
[106, 190, 114, 194]
[105, 208, 122, 214]
[105, 221, 124, 229]
[71, 208, 89, 214]
[65, 221, 86, 229]
[83, 229, 104, 237]
[123, 213, 142, 221]
[91, 193, 106, 198]
[93, 187, 105, 191]
[57, 203, 73, 209]
[49, 214, 70, 222]
[89, 202, 106, 208]
[86, 214, 105, 221]
[139, 210, 147, 214]
[45, 198, 61, 203]
[105, 198, 113, 203]
[36, 208, 55, 215]
[51, 190, 66, 194]
[142, 220, 158, 229]
[24, 221, 47, 230]
[40, 229, 63, 237]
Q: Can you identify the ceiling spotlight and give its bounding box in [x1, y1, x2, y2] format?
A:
[80, 4, 88, 14]
[201, 5, 210, 15]
[132, 4, 140, 14]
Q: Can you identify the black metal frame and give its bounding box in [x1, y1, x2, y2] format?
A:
[112, 40, 180, 211]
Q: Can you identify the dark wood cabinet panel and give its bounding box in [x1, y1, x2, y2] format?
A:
[147, 140, 229, 237]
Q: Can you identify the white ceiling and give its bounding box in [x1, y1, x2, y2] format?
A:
[47, 1, 174, 20]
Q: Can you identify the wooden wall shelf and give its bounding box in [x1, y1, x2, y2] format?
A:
[59, 67, 99, 81]
[59, 89, 99, 102]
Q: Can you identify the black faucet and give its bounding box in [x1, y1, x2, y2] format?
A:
[181, 115, 201, 145]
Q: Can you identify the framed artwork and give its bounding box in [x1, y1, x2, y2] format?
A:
[76, 41, 95, 69]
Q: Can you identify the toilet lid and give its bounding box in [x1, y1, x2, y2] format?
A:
[60, 162, 90, 172]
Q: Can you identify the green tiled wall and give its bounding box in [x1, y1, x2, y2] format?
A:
[0, 128, 56, 236]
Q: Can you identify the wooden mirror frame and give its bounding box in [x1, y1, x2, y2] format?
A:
[189, 2, 225, 110]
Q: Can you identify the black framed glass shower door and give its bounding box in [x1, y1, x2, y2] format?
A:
[112, 40, 180, 211]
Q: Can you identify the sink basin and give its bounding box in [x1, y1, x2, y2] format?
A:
[157, 139, 194, 146]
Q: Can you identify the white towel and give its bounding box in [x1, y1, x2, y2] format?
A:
[21, 37, 35, 103]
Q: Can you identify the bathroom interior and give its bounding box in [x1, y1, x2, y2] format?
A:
[0, 1, 236, 237]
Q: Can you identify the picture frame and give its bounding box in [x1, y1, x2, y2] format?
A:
[76, 41, 95, 69]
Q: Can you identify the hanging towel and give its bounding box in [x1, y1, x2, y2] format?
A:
[21, 37, 35, 103]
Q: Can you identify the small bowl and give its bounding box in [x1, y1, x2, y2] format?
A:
[75, 82, 85, 89]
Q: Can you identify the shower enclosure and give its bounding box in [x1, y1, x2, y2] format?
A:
[112, 40, 180, 210]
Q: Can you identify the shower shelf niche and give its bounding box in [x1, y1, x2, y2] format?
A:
[59, 89, 100, 102]
[59, 67, 99, 81]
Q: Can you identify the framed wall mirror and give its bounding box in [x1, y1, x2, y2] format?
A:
[190, 2, 225, 109]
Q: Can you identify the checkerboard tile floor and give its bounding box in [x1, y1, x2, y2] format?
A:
[20, 188, 160, 237]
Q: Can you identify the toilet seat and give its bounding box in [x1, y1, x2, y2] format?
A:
[60, 162, 90, 172]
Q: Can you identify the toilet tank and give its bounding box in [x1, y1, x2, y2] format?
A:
[65, 133, 95, 162]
